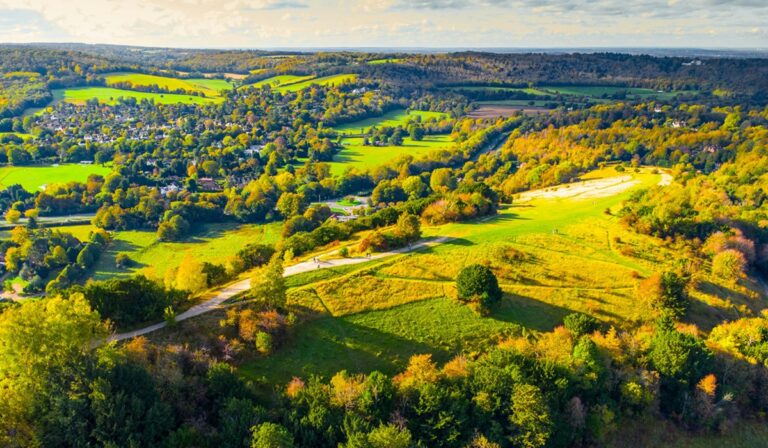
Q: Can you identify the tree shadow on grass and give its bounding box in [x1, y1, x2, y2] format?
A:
[244, 316, 443, 384]
[180, 222, 241, 244]
[491, 292, 573, 332]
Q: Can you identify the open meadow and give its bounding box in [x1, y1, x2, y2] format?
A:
[328, 135, 453, 175]
[0, 163, 112, 191]
[332, 108, 448, 135]
[51, 87, 223, 106]
[57, 221, 282, 282]
[237, 168, 766, 382]
[104, 72, 233, 96]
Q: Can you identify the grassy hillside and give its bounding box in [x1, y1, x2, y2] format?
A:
[104, 72, 232, 96]
[237, 168, 765, 382]
[332, 109, 449, 135]
[328, 135, 452, 175]
[83, 221, 282, 281]
[51, 87, 223, 106]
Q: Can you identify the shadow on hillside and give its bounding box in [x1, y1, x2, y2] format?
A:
[180, 222, 240, 244]
[491, 292, 572, 332]
[245, 315, 447, 381]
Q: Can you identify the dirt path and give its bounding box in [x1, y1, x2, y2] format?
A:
[516, 171, 671, 203]
[109, 236, 451, 342]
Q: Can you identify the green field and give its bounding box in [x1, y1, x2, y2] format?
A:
[366, 58, 403, 64]
[242, 75, 315, 90]
[104, 72, 233, 97]
[243, 74, 357, 92]
[0, 164, 112, 191]
[0, 132, 33, 140]
[242, 168, 764, 382]
[82, 221, 282, 281]
[51, 87, 223, 106]
[447, 86, 551, 96]
[328, 135, 452, 175]
[333, 109, 449, 135]
[276, 74, 357, 92]
[538, 85, 698, 100]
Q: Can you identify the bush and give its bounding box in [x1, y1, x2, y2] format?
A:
[563, 313, 599, 337]
[456, 264, 502, 310]
[115, 253, 132, 268]
[255, 331, 273, 355]
[712, 249, 747, 280]
[637, 271, 689, 319]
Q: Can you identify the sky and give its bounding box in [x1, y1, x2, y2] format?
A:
[0, 0, 765, 49]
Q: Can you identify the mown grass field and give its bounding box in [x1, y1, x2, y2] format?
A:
[60, 221, 282, 281]
[51, 87, 223, 106]
[276, 74, 357, 92]
[241, 168, 766, 382]
[243, 75, 315, 89]
[0, 163, 112, 191]
[332, 108, 449, 135]
[366, 58, 403, 64]
[104, 72, 232, 97]
[328, 135, 452, 175]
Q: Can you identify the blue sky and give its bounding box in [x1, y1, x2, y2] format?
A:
[0, 0, 765, 48]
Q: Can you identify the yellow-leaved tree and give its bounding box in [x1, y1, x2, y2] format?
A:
[0, 294, 107, 445]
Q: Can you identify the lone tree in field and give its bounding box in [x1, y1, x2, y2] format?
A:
[250, 254, 286, 309]
[456, 264, 502, 313]
[395, 212, 421, 243]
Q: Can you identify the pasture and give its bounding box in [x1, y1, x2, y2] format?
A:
[241, 168, 765, 381]
[276, 74, 357, 92]
[87, 221, 282, 281]
[0, 163, 112, 191]
[333, 109, 449, 135]
[104, 72, 232, 97]
[328, 135, 452, 175]
[242, 75, 316, 90]
[51, 87, 223, 106]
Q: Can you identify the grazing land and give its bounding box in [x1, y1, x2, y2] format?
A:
[332, 108, 449, 135]
[275, 73, 357, 92]
[51, 86, 223, 105]
[328, 135, 452, 175]
[88, 221, 282, 281]
[104, 72, 232, 96]
[0, 163, 112, 191]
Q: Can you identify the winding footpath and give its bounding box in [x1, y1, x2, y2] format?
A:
[109, 236, 451, 342]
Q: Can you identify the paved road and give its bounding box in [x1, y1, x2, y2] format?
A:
[109, 236, 451, 342]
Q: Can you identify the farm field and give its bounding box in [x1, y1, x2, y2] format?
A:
[104, 72, 232, 96]
[332, 108, 449, 135]
[86, 221, 282, 281]
[50, 87, 223, 106]
[538, 85, 699, 100]
[328, 135, 452, 175]
[446, 86, 551, 96]
[241, 168, 765, 382]
[0, 131, 33, 140]
[366, 58, 403, 64]
[275, 73, 357, 92]
[0, 163, 112, 191]
[242, 74, 315, 89]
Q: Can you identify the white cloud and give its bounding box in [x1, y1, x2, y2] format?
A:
[0, 0, 764, 47]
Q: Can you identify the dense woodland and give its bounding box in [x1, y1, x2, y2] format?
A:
[1, 44, 768, 447]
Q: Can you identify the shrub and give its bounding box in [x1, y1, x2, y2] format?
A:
[712, 249, 747, 280]
[255, 331, 273, 355]
[115, 252, 132, 268]
[563, 313, 599, 337]
[637, 271, 689, 319]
